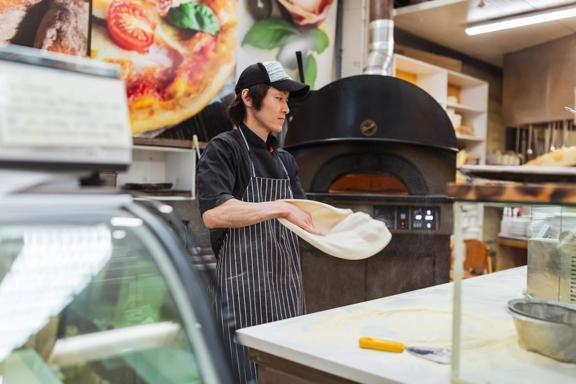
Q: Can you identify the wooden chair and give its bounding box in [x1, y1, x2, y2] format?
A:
[450, 238, 493, 280]
[464, 238, 493, 276]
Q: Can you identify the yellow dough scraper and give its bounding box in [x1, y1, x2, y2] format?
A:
[359, 337, 451, 365]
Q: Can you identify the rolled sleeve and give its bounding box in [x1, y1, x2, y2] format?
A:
[197, 138, 237, 215]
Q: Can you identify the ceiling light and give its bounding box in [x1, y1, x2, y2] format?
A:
[466, 5, 576, 36]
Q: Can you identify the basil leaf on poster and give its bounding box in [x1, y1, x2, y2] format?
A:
[167, 1, 220, 35]
[304, 54, 317, 88]
[308, 29, 329, 54]
[242, 18, 297, 49]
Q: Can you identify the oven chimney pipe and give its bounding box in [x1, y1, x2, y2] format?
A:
[364, 0, 394, 76]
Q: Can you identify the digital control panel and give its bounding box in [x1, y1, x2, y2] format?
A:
[411, 207, 437, 230]
[374, 206, 439, 231]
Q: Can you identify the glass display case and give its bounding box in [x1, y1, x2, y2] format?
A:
[448, 181, 576, 383]
[0, 193, 233, 384]
[0, 44, 233, 384]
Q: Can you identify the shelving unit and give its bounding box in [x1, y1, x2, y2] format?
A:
[446, 70, 488, 165]
[116, 145, 197, 200]
[394, 54, 447, 104]
[394, 54, 489, 240]
[394, 54, 488, 164]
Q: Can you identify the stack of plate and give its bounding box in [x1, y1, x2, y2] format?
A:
[500, 217, 530, 238]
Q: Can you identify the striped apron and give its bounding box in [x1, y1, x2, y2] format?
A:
[214, 128, 305, 383]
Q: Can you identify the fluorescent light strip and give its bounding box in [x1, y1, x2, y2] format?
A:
[466, 6, 576, 36]
[0, 226, 112, 361]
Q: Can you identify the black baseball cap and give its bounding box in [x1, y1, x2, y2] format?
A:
[235, 61, 310, 98]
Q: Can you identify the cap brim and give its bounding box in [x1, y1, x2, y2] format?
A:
[271, 79, 310, 99]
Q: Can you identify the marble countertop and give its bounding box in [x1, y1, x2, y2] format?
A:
[237, 267, 576, 384]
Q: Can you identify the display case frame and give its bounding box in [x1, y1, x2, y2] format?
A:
[449, 180, 576, 383]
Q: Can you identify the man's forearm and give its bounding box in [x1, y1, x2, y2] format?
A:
[202, 199, 289, 229]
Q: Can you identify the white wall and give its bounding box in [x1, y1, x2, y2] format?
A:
[235, 0, 339, 90]
[340, 0, 370, 78]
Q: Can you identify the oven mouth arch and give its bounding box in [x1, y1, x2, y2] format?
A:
[309, 153, 429, 195]
[329, 173, 409, 195]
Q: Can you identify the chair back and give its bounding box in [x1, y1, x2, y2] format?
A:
[464, 238, 493, 275]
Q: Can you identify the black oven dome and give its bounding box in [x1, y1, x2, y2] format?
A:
[285, 75, 457, 152]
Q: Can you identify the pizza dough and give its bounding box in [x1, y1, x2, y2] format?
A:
[525, 146, 576, 166]
[277, 199, 392, 260]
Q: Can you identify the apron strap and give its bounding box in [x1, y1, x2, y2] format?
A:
[277, 157, 291, 182]
[236, 126, 257, 178]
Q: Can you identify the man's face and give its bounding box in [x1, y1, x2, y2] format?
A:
[252, 87, 290, 134]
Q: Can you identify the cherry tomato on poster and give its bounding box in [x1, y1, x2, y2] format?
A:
[108, 0, 156, 53]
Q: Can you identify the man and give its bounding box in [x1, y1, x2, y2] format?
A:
[197, 61, 321, 383]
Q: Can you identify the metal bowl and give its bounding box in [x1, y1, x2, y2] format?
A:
[507, 298, 576, 363]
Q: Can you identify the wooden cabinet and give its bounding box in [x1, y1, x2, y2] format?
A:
[496, 236, 528, 271]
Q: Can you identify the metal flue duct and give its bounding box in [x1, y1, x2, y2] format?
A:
[364, 0, 394, 76]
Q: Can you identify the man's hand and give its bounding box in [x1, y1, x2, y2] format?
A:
[276, 201, 324, 236]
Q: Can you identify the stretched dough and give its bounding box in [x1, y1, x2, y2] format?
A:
[277, 199, 392, 260]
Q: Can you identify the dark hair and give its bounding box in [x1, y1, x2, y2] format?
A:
[227, 84, 270, 125]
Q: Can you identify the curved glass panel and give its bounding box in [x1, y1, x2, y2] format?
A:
[0, 210, 210, 384]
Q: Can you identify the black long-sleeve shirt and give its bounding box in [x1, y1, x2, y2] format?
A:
[197, 123, 305, 255]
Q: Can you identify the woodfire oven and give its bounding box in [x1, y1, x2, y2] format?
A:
[285, 75, 457, 312]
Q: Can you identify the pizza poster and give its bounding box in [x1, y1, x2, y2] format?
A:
[2, 1, 336, 138]
[90, 0, 237, 136]
[0, 0, 90, 56]
[237, 0, 338, 90]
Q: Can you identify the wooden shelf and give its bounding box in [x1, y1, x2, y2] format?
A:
[496, 236, 528, 248]
[132, 137, 207, 149]
[394, 54, 443, 75]
[447, 102, 485, 114]
[448, 181, 576, 205]
[447, 70, 487, 87]
[133, 137, 193, 148]
[456, 133, 484, 142]
[133, 145, 196, 153]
